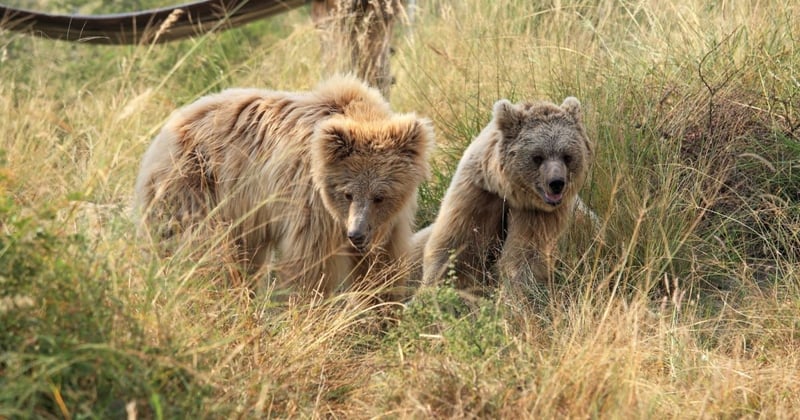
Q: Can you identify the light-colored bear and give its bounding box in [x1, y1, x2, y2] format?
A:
[419, 97, 594, 294]
[134, 75, 433, 299]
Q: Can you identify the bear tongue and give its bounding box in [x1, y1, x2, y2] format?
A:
[545, 191, 563, 204]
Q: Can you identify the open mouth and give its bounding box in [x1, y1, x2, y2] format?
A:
[543, 191, 563, 206]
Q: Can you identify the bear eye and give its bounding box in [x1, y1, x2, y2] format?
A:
[532, 155, 544, 165]
[373, 196, 384, 204]
[344, 193, 353, 202]
[563, 154, 572, 164]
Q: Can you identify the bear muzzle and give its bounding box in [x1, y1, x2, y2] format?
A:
[544, 178, 565, 205]
[540, 160, 567, 206]
[346, 204, 372, 251]
[347, 229, 369, 250]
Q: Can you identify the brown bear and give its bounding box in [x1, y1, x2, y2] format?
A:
[419, 97, 594, 294]
[134, 75, 433, 299]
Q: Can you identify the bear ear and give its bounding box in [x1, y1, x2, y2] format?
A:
[492, 99, 522, 137]
[561, 97, 582, 122]
[317, 124, 355, 160]
[395, 117, 434, 160]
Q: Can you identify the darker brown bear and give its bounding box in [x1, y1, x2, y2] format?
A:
[420, 97, 594, 293]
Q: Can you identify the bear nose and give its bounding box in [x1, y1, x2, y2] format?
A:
[348, 231, 366, 248]
[549, 179, 565, 194]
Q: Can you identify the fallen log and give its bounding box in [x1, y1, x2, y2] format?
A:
[0, 0, 306, 44]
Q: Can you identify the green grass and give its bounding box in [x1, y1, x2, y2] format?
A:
[1, 0, 799, 417]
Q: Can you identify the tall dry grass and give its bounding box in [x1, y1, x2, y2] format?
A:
[1, 0, 798, 418]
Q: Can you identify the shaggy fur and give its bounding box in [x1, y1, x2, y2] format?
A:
[134, 76, 433, 298]
[419, 97, 594, 294]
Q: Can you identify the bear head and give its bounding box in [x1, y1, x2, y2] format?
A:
[311, 114, 434, 252]
[492, 97, 594, 212]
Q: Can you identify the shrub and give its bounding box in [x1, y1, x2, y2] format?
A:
[0, 158, 207, 419]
